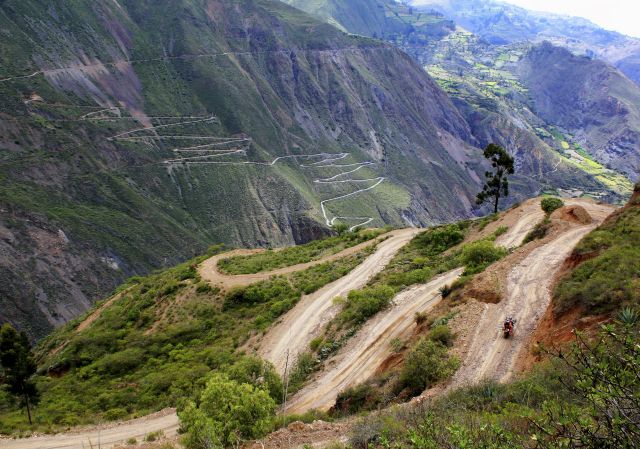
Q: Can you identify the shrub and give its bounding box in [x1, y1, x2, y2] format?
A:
[414, 226, 465, 256]
[339, 285, 396, 325]
[179, 373, 275, 449]
[541, 197, 564, 214]
[334, 382, 381, 415]
[126, 437, 137, 445]
[104, 408, 128, 420]
[414, 311, 428, 324]
[439, 284, 453, 298]
[428, 325, 454, 347]
[144, 430, 163, 442]
[287, 352, 317, 393]
[493, 225, 508, 237]
[397, 338, 459, 395]
[461, 241, 507, 275]
[224, 356, 283, 402]
[390, 337, 404, 353]
[523, 218, 552, 243]
[309, 337, 324, 351]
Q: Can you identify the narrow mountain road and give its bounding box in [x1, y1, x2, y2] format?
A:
[449, 200, 615, 388]
[258, 228, 421, 374]
[285, 268, 464, 414]
[494, 199, 545, 248]
[199, 231, 396, 289]
[0, 409, 179, 449]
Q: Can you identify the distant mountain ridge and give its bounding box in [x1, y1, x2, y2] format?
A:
[415, 0, 640, 86]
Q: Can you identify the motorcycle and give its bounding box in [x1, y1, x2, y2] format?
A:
[503, 318, 516, 338]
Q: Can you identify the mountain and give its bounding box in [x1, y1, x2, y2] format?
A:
[282, 0, 639, 187]
[517, 43, 640, 181]
[415, 0, 640, 86]
[0, 0, 517, 340]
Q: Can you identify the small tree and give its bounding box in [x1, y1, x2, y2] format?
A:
[179, 373, 276, 449]
[0, 324, 39, 424]
[476, 143, 515, 213]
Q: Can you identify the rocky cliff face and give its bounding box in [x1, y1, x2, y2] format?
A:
[0, 0, 486, 339]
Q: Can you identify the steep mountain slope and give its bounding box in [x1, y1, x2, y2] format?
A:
[517, 43, 640, 181]
[418, 0, 640, 85]
[283, 0, 637, 191]
[0, 0, 490, 340]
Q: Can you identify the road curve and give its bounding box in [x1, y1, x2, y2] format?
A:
[495, 199, 545, 249]
[0, 409, 179, 449]
[199, 232, 394, 289]
[258, 228, 421, 375]
[285, 268, 464, 414]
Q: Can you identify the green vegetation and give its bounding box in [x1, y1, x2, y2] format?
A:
[554, 187, 640, 315]
[218, 229, 385, 274]
[476, 143, 515, 213]
[0, 324, 39, 424]
[0, 244, 373, 433]
[348, 323, 640, 449]
[338, 285, 396, 326]
[541, 197, 564, 214]
[179, 373, 275, 449]
[396, 336, 459, 396]
[523, 218, 552, 243]
[460, 240, 508, 275]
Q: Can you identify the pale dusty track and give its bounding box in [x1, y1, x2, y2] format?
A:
[494, 199, 545, 248]
[286, 268, 464, 414]
[258, 228, 421, 374]
[0, 409, 179, 449]
[199, 231, 399, 290]
[450, 200, 615, 388]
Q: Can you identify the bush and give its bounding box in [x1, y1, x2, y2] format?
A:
[413, 226, 465, 256]
[541, 197, 564, 214]
[224, 356, 283, 402]
[144, 430, 163, 442]
[339, 285, 396, 325]
[523, 218, 552, 243]
[287, 352, 317, 393]
[179, 373, 275, 449]
[428, 324, 454, 347]
[397, 338, 459, 395]
[461, 241, 507, 275]
[334, 382, 381, 415]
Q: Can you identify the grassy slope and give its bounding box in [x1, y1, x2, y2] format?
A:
[0, 235, 377, 433]
[218, 228, 386, 274]
[553, 184, 640, 315]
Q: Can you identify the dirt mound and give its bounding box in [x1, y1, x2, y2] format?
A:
[551, 205, 593, 224]
[247, 420, 349, 449]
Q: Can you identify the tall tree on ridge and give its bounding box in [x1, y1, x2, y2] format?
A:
[476, 143, 515, 214]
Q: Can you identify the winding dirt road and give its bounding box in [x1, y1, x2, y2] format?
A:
[199, 231, 393, 289]
[494, 199, 545, 248]
[0, 409, 179, 449]
[450, 200, 615, 388]
[286, 268, 464, 414]
[258, 228, 421, 374]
